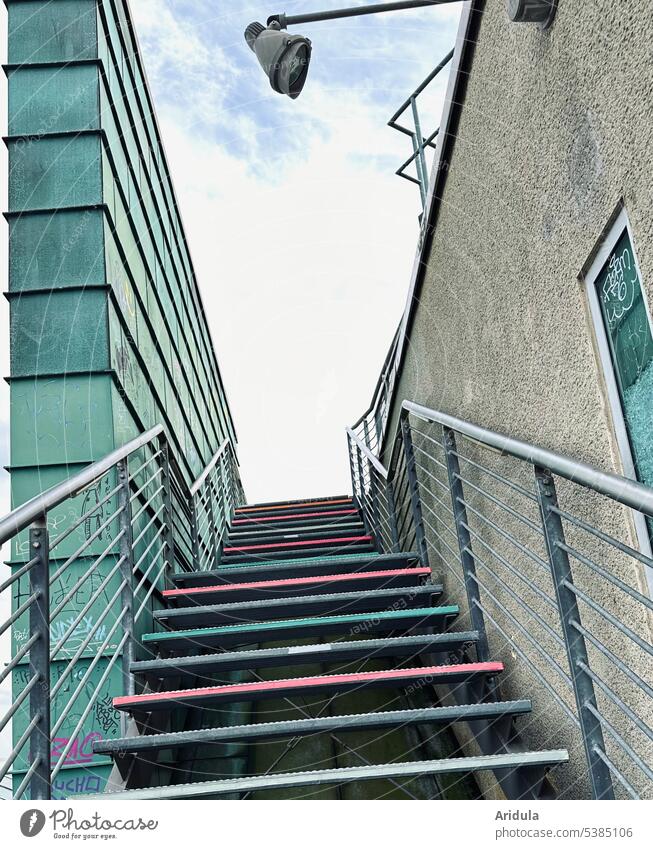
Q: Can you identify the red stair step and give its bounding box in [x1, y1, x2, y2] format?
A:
[162, 567, 431, 600]
[235, 498, 353, 514]
[113, 662, 504, 712]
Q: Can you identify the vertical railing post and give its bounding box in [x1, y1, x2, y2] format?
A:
[385, 481, 401, 553]
[442, 427, 490, 662]
[363, 421, 383, 548]
[206, 476, 220, 570]
[190, 493, 200, 571]
[28, 515, 51, 800]
[355, 446, 370, 533]
[410, 95, 428, 208]
[534, 466, 615, 800]
[347, 435, 359, 507]
[159, 437, 176, 581]
[116, 459, 135, 698]
[400, 413, 430, 569]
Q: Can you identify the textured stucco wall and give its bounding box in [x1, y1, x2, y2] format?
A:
[384, 0, 653, 798]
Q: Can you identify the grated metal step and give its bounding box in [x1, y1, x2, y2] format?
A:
[143, 604, 459, 651]
[130, 631, 480, 679]
[80, 750, 569, 800]
[154, 583, 442, 628]
[94, 699, 532, 756]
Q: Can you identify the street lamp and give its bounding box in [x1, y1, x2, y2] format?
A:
[245, 1, 558, 99]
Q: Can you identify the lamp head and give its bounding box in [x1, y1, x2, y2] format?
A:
[244, 21, 312, 99]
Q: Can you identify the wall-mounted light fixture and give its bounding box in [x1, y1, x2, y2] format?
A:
[245, 0, 461, 99]
[507, 0, 558, 29]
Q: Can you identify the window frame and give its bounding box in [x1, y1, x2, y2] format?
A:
[583, 206, 653, 566]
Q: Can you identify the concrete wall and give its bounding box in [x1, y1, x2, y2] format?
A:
[383, 0, 653, 798]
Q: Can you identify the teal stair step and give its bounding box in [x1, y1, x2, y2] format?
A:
[93, 699, 532, 756]
[80, 750, 569, 800]
[154, 583, 442, 629]
[143, 605, 459, 651]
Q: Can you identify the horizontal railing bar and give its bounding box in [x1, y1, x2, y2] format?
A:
[579, 661, 653, 744]
[133, 523, 168, 573]
[133, 541, 167, 595]
[190, 439, 231, 496]
[0, 591, 40, 639]
[564, 582, 653, 658]
[412, 442, 449, 478]
[0, 713, 40, 784]
[129, 449, 163, 483]
[0, 425, 164, 545]
[557, 541, 653, 613]
[585, 702, 653, 784]
[50, 506, 124, 585]
[50, 565, 125, 663]
[572, 620, 653, 701]
[449, 449, 537, 502]
[469, 573, 572, 686]
[475, 599, 580, 728]
[50, 531, 123, 620]
[455, 475, 543, 535]
[129, 467, 164, 504]
[421, 514, 460, 563]
[52, 609, 128, 737]
[52, 633, 129, 778]
[134, 561, 168, 622]
[0, 555, 39, 592]
[0, 673, 39, 735]
[13, 756, 40, 801]
[421, 500, 457, 539]
[132, 503, 165, 549]
[470, 549, 564, 648]
[460, 501, 550, 572]
[403, 401, 653, 517]
[49, 483, 122, 553]
[413, 457, 452, 498]
[130, 486, 165, 528]
[0, 633, 38, 687]
[462, 523, 558, 610]
[594, 748, 639, 799]
[552, 505, 653, 575]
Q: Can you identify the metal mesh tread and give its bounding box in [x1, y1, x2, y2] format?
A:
[81, 750, 570, 799]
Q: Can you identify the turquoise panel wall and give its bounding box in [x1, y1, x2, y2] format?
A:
[6, 0, 239, 797]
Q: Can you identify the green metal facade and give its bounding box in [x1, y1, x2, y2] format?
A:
[6, 0, 237, 797]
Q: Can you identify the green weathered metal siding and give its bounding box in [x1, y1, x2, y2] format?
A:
[6, 0, 238, 798]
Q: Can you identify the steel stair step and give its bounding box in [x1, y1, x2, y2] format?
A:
[81, 750, 569, 799]
[163, 567, 431, 605]
[93, 699, 532, 756]
[130, 631, 480, 679]
[154, 583, 442, 628]
[231, 508, 360, 528]
[170, 552, 421, 587]
[226, 522, 366, 542]
[113, 662, 504, 712]
[142, 604, 459, 650]
[234, 497, 353, 516]
[220, 535, 376, 563]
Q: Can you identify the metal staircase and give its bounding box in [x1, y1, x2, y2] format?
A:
[86, 496, 567, 800]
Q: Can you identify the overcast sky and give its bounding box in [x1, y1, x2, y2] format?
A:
[0, 0, 460, 508]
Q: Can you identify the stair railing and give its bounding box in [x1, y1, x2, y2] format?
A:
[0, 426, 244, 800]
[347, 399, 653, 800]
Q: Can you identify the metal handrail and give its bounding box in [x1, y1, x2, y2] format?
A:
[0, 426, 164, 546]
[0, 421, 244, 799]
[347, 396, 653, 799]
[402, 401, 653, 517]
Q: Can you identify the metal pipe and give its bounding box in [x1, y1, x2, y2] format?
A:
[388, 48, 454, 123]
[270, 0, 459, 28]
